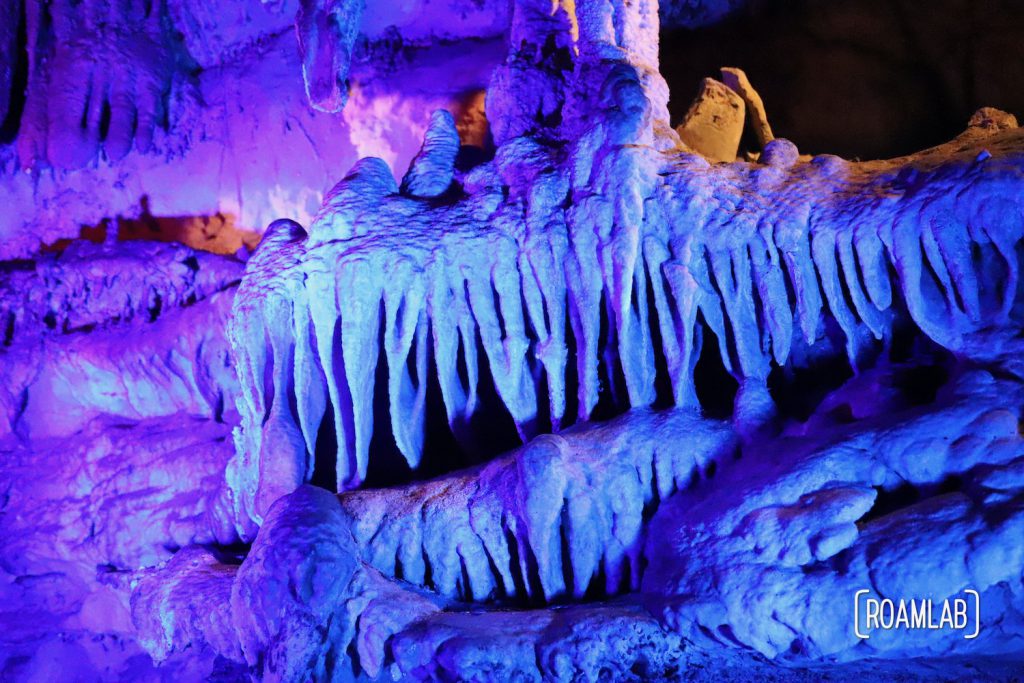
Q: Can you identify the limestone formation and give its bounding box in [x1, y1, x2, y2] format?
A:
[676, 77, 746, 162]
[1, 0, 1024, 681]
[721, 66, 774, 147]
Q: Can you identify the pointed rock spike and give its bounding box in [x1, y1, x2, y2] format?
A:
[401, 109, 460, 198]
[338, 258, 383, 488]
[852, 222, 893, 312]
[929, 209, 981, 322]
[836, 230, 888, 340]
[810, 228, 862, 362]
[307, 269, 354, 490]
[292, 293, 327, 474]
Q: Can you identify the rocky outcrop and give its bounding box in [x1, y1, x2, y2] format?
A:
[676, 77, 746, 161]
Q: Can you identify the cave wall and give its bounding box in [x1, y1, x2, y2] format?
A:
[1, 0, 1020, 260]
[0, 0, 507, 259]
[1, 1, 1024, 681]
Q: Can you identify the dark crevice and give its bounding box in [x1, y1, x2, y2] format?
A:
[894, 362, 949, 406]
[502, 522, 529, 600]
[453, 324, 524, 460]
[521, 533, 546, 607]
[582, 563, 608, 602]
[592, 288, 630, 422]
[490, 278, 508, 341]
[858, 473, 966, 527]
[260, 329, 275, 426]
[483, 545, 508, 600]
[98, 97, 112, 141]
[768, 349, 852, 423]
[559, 502, 574, 598]
[692, 314, 737, 419]
[362, 311, 521, 489]
[3, 312, 14, 346]
[203, 541, 252, 566]
[421, 546, 434, 591]
[0, 0, 28, 143]
[702, 248, 741, 375]
[394, 552, 405, 582]
[974, 241, 1012, 319]
[834, 242, 863, 332]
[147, 292, 163, 322]
[561, 299, 581, 429]
[457, 551, 474, 602]
[310, 398, 338, 492]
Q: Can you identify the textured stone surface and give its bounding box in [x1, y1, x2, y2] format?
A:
[0, 3, 505, 259]
[676, 77, 746, 161]
[720, 66, 774, 147]
[645, 361, 1024, 663]
[401, 109, 461, 197]
[1, 0, 1024, 681]
[296, 0, 366, 112]
[0, 242, 241, 441]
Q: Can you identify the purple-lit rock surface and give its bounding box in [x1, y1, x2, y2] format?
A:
[2, 0, 1024, 681]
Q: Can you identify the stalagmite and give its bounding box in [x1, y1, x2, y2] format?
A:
[401, 110, 461, 198]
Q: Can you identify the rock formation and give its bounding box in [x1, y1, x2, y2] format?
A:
[1, 0, 1023, 681]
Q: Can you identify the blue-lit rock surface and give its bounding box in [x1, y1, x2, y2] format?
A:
[2, 0, 1024, 681]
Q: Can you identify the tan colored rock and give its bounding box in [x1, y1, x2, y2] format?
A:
[721, 67, 774, 148]
[675, 78, 745, 163]
[968, 107, 1018, 131]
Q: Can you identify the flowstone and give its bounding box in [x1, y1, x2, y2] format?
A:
[1, 0, 1023, 681]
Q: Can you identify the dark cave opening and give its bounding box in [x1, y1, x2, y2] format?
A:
[310, 401, 338, 492]
[693, 319, 738, 420]
[768, 347, 853, 423]
[203, 541, 252, 566]
[361, 316, 528, 489]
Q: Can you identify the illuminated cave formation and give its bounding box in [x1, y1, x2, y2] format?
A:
[1, 0, 1024, 681]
